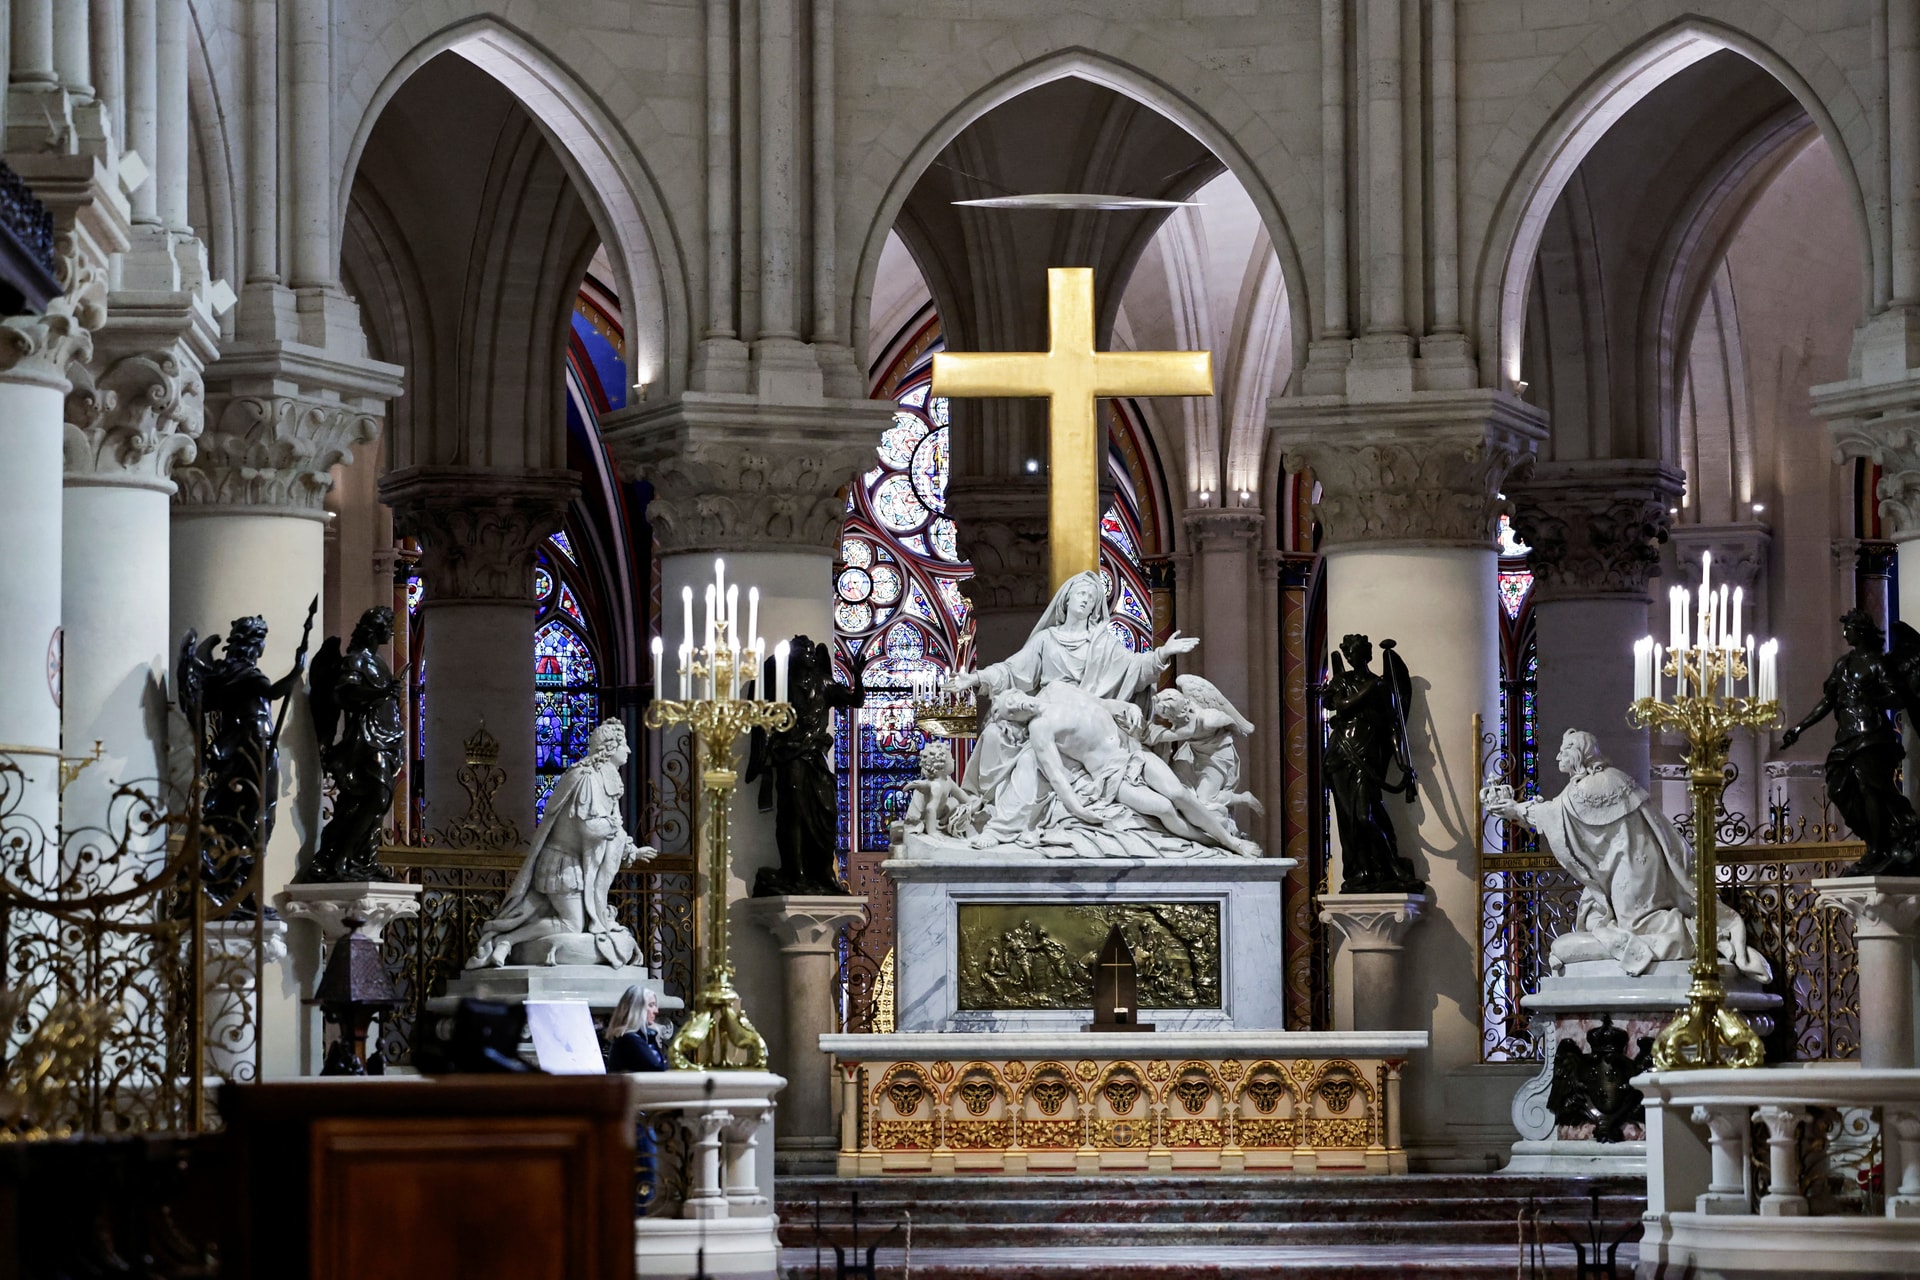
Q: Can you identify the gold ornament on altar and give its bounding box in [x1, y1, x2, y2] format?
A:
[930, 266, 1213, 593]
[1628, 551, 1781, 1071]
[645, 558, 794, 1070]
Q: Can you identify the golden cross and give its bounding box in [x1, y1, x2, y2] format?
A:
[931, 268, 1214, 593]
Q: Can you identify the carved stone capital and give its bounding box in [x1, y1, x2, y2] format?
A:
[1507, 461, 1683, 602]
[275, 880, 426, 945]
[1667, 523, 1770, 593]
[1813, 876, 1920, 940]
[0, 302, 91, 390]
[746, 895, 868, 955]
[63, 347, 206, 490]
[1182, 507, 1265, 551]
[1817, 371, 1920, 536]
[381, 466, 578, 605]
[171, 393, 378, 516]
[601, 392, 891, 555]
[946, 477, 1050, 610]
[1270, 390, 1546, 548]
[1318, 890, 1432, 952]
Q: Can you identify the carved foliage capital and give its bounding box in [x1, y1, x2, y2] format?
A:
[384, 469, 577, 605]
[1813, 878, 1920, 939]
[644, 438, 873, 556]
[1182, 507, 1265, 551]
[1277, 403, 1542, 548]
[173, 394, 379, 515]
[1832, 415, 1920, 534]
[0, 302, 92, 389]
[1507, 465, 1682, 601]
[63, 348, 205, 486]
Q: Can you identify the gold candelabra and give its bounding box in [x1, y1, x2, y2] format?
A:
[910, 689, 981, 740]
[1629, 623, 1779, 1070]
[646, 579, 793, 1071]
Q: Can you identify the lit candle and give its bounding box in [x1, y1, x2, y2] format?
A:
[681, 585, 694, 656]
[1653, 643, 1664, 703]
[1718, 585, 1730, 649]
[704, 585, 716, 655]
[747, 586, 760, 656]
[1670, 586, 1685, 652]
[679, 643, 691, 700]
[715, 557, 726, 617]
[651, 635, 664, 688]
[1633, 637, 1651, 702]
[726, 584, 740, 643]
[1730, 587, 1743, 651]
[1746, 635, 1756, 700]
[1698, 551, 1712, 646]
[774, 639, 791, 704]
[729, 638, 740, 699]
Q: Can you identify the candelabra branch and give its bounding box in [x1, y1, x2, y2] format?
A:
[1628, 685, 1780, 1071]
[643, 695, 795, 1071]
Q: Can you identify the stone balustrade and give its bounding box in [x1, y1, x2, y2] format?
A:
[1639, 1067, 1920, 1277]
[631, 1070, 785, 1279]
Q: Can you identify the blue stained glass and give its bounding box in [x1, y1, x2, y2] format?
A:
[552, 530, 578, 563]
[884, 625, 925, 658]
[868, 563, 902, 605]
[901, 581, 936, 622]
[842, 538, 873, 568]
[897, 533, 931, 555]
[899, 383, 929, 410]
[535, 621, 597, 688]
[880, 414, 928, 468]
[534, 774, 558, 821]
[1109, 619, 1141, 651]
[835, 600, 872, 632]
[534, 566, 554, 600]
[406, 575, 424, 615]
[930, 518, 960, 562]
[936, 578, 971, 626]
[1115, 579, 1151, 625]
[929, 396, 949, 426]
[1100, 507, 1139, 559]
[872, 474, 926, 532]
[534, 691, 598, 774]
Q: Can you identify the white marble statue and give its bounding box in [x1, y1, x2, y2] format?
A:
[900, 740, 981, 838]
[991, 683, 1260, 857]
[1481, 728, 1770, 980]
[470, 720, 658, 967]
[1149, 675, 1262, 831]
[944, 570, 1198, 842]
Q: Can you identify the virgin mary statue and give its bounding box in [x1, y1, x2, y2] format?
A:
[947, 570, 1198, 839]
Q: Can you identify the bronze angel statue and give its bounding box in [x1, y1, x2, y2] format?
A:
[175, 604, 313, 910]
[302, 606, 404, 883]
[1781, 609, 1920, 876]
[1323, 633, 1424, 894]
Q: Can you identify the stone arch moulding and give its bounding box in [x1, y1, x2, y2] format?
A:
[847, 47, 1312, 398]
[336, 17, 691, 398]
[1472, 15, 1876, 393]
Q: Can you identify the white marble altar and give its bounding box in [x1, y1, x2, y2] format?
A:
[887, 853, 1294, 1032]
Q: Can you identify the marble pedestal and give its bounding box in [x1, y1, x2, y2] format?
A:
[887, 851, 1296, 1032]
[439, 964, 683, 1013]
[1814, 876, 1920, 1069]
[746, 894, 868, 1173]
[1319, 891, 1431, 1031]
[1505, 960, 1781, 1175]
[275, 880, 424, 945]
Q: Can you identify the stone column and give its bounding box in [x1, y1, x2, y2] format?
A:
[1814, 877, 1920, 1069]
[747, 895, 868, 1172]
[945, 476, 1050, 659]
[379, 467, 576, 843]
[602, 392, 888, 1085]
[1182, 507, 1265, 715]
[62, 330, 213, 837]
[1272, 388, 1545, 1166]
[1509, 461, 1681, 785]
[174, 356, 402, 1077]
[1318, 891, 1430, 1031]
[0, 306, 93, 827]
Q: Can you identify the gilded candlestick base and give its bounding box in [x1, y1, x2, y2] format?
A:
[1629, 688, 1779, 1071]
[645, 691, 795, 1072]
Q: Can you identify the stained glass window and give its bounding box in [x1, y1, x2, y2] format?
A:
[533, 538, 603, 822]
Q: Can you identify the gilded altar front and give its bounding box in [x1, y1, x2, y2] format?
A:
[822, 1033, 1423, 1176]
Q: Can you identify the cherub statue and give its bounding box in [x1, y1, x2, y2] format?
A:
[1149, 675, 1263, 824]
[900, 740, 980, 838]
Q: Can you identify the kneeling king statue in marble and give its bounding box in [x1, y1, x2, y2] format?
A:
[470, 721, 656, 967]
[1482, 728, 1769, 980]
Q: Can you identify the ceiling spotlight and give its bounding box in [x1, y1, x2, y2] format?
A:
[1024, 458, 1040, 474]
[1199, 489, 1212, 504]
[1669, 507, 1679, 516]
[953, 193, 1201, 212]
[1752, 503, 1766, 514]
[1238, 490, 1252, 504]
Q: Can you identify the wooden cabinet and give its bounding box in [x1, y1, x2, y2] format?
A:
[220, 1076, 637, 1280]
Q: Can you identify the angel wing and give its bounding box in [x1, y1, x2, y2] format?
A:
[1172, 673, 1254, 735]
[1378, 639, 1418, 792]
[1889, 621, 1920, 726]
[174, 630, 216, 735]
[307, 635, 344, 754]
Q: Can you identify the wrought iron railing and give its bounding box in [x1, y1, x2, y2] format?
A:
[1476, 760, 1863, 1064]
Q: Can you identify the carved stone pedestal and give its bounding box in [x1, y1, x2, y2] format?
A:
[746, 895, 867, 1173]
[276, 880, 424, 946]
[632, 1070, 786, 1277]
[1814, 876, 1920, 1069]
[1504, 961, 1780, 1175]
[1319, 891, 1430, 1032]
